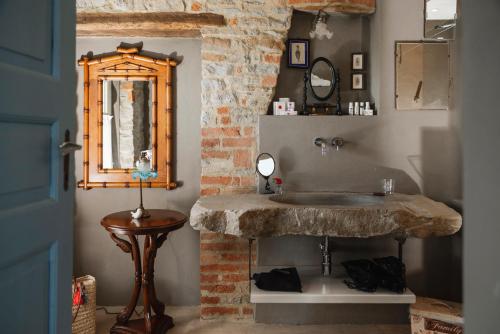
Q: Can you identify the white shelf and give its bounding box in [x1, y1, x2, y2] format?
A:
[251, 274, 416, 304]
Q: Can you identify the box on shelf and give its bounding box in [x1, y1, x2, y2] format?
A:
[273, 98, 297, 115]
[410, 297, 463, 334]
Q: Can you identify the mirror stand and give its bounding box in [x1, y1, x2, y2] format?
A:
[334, 71, 342, 115]
[262, 176, 273, 194]
[302, 71, 308, 115]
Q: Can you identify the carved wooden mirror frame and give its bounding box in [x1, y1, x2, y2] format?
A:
[78, 45, 177, 190]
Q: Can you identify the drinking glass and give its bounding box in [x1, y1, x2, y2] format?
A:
[382, 178, 395, 195]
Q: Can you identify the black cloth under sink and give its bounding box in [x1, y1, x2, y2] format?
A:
[342, 256, 406, 294]
[252, 267, 302, 293]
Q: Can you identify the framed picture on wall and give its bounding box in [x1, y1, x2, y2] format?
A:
[351, 53, 365, 70]
[287, 39, 310, 69]
[351, 73, 366, 90]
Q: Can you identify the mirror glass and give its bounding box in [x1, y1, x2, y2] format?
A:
[101, 80, 153, 169]
[424, 0, 457, 40]
[256, 153, 275, 177]
[395, 42, 449, 110]
[310, 58, 336, 100]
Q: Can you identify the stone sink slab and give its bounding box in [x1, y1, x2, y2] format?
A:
[189, 193, 462, 239]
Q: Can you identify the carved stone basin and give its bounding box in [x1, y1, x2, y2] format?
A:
[189, 193, 462, 239]
[270, 192, 385, 206]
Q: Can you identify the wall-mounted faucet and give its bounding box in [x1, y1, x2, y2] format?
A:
[331, 137, 345, 151]
[313, 137, 329, 156]
[313, 136, 345, 155]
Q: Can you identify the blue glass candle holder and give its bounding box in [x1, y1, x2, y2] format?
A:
[131, 168, 158, 219]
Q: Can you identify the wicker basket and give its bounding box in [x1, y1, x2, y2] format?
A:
[72, 275, 96, 334]
[410, 297, 463, 334]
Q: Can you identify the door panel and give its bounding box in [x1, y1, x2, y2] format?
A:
[0, 0, 75, 332]
[0, 0, 55, 74]
[0, 117, 56, 210]
[0, 244, 58, 334]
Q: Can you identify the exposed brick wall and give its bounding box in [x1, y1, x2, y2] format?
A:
[199, 232, 256, 318]
[77, 0, 376, 320]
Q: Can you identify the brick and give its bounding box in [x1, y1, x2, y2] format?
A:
[200, 274, 220, 283]
[264, 53, 282, 64]
[201, 284, 236, 293]
[222, 137, 254, 148]
[191, 1, 202, 11]
[201, 176, 233, 186]
[261, 75, 278, 87]
[233, 150, 252, 168]
[221, 253, 249, 262]
[222, 234, 239, 241]
[201, 138, 220, 148]
[242, 307, 254, 315]
[202, 53, 226, 62]
[202, 150, 231, 159]
[200, 254, 220, 263]
[221, 127, 241, 137]
[222, 274, 248, 282]
[201, 128, 222, 137]
[240, 176, 255, 187]
[200, 263, 245, 272]
[200, 242, 247, 252]
[201, 233, 239, 242]
[201, 306, 238, 317]
[200, 296, 220, 304]
[243, 127, 254, 136]
[201, 126, 241, 138]
[220, 116, 231, 125]
[201, 188, 220, 196]
[201, 232, 223, 241]
[227, 177, 239, 186]
[217, 106, 230, 115]
[204, 37, 231, 49]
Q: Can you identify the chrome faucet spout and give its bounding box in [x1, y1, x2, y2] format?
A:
[319, 236, 332, 276]
[331, 137, 345, 151]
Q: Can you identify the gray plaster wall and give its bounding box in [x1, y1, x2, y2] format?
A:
[74, 38, 201, 306]
[257, 0, 462, 323]
[462, 0, 500, 332]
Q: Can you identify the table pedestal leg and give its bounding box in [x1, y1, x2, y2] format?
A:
[116, 235, 142, 325]
[110, 233, 173, 334]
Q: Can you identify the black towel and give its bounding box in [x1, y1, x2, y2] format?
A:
[252, 267, 302, 293]
[342, 256, 406, 294]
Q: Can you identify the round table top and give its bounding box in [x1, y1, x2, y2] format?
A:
[101, 209, 188, 235]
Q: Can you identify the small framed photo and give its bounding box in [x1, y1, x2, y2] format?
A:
[351, 53, 365, 70]
[351, 73, 366, 90]
[287, 39, 310, 69]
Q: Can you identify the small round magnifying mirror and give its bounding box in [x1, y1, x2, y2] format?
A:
[256, 153, 275, 194]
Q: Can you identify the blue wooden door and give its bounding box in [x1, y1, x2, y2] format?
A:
[0, 1, 76, 333]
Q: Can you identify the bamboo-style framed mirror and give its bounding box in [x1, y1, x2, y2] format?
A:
[78, 45, 177, 190]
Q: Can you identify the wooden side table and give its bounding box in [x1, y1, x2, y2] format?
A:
[101, 209, 187, 334]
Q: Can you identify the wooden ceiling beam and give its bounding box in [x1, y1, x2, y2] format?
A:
[290, 0, 376, 15]
[77, 12, 225, 37]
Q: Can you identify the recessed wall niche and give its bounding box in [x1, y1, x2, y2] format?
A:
[272, 10, 372, 115]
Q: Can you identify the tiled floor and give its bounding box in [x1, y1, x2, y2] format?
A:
[96, 306, 410, 334]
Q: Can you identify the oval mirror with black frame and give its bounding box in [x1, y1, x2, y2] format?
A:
[256, 153, 275, 194]
[303, 57, 341, 115]
[309, 57, 336, 101]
